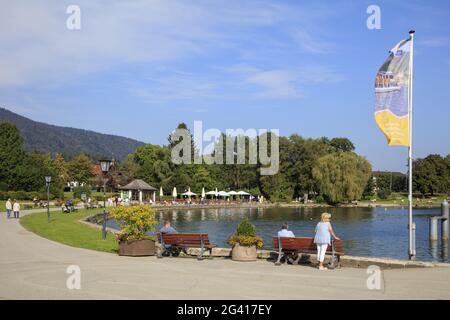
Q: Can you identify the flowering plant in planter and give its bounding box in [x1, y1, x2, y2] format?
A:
[227, 218, 263, 249]
[109, 205, 157, 242]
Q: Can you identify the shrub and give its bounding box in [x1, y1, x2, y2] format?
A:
[0, 190, 60, 201]
[0, 182, 8, 192]
[109, 205, 158, 242]
[315, 195, 325, 204]
[8, 191, 29, 200]
[73, 186, 91, 199]
[228, 235, 264, 249]
[227, 218, 263, 249]
[377, 189, 391, 200]
[28, 191, 41, 200]
[236, 217, 256, 236]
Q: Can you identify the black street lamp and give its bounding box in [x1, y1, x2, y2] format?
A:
[100, 159, 111, 240]
[45, 176, 51, 223]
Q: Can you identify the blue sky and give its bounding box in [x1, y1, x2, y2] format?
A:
[1, 0, 449, 172]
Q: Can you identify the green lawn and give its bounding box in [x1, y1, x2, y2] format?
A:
[20, 209, 118, 254]
[359, 192, 448, 206]
[0, 200, 36, 211]
[64, 191, 115, 200]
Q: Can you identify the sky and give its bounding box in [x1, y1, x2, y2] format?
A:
[0, 0, 449, 172]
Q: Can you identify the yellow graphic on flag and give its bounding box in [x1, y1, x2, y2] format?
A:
[375, 110, 409, 146]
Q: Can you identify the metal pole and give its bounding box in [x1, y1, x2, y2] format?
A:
[429, 217, 438, 241]
[102, 180, 107, 240]
[407, 30, 416, 259]
[442, 200, 449, 241]
[47, 183, 50, 223]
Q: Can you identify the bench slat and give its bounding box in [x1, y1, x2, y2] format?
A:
[273, 236, 344, 255]
[157, 233, 215, 248]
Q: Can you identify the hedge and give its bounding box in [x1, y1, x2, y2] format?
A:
[0, 191, 53, 201]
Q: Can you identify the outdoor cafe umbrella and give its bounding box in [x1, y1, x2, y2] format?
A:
[217, 191, 229, 197]
[237, 190, 250, 200]
[160, 186, 164, 197]
[201, 187, 206, 199]
[205, 190, 217, 199]
[181, 187, 197, 200]
[172, 187, 177, 199]
[228, 190, 238, 201]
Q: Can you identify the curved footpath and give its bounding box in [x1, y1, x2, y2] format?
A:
[1, 210, 450, 299]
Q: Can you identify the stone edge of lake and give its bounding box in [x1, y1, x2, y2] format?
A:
[79, 215, 448, 270]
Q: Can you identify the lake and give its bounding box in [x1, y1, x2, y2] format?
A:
[107, 206, 449, 262]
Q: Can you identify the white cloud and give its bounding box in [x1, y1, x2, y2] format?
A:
[129, 63, 344, 103]
[245, 65, 344, 98]
[246, 70, 300, 98]
[130, 71, 222, 102]
[292, 29, 331, 54]
[296, 65, 345, 85]
[420, 36, 448, 48]
[0, 1, 339, 89]
[0, 0, 346, 113]
[0, 0, 222, 86]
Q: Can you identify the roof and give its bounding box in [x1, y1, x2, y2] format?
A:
[92, 164, 102, 175]
[119, 179, 157, 191]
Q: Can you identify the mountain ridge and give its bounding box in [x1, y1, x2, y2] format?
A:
[0, 107, 145, 160]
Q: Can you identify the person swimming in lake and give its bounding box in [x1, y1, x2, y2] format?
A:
[314, 212, 340, 270]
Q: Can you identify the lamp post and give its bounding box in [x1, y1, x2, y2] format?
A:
[45, 176, 51, 223]
[100, 159, 111, 240]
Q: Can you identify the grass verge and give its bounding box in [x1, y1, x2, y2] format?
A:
[20, 209, 118, 254]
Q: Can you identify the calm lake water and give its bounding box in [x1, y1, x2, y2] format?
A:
[107, 206, 449, 262]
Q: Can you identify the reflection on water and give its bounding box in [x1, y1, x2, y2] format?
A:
[107, 206, 449, 262]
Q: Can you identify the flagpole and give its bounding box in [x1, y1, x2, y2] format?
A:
[408, 30, 416, 260]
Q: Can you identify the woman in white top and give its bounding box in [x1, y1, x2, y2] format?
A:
[5, 198, 12, 219]
[13, 200, 20, 219]
[314, 212, 340, 270]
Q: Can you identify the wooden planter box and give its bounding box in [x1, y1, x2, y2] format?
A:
[118, 239, 156, 256]
[231, 243, 257, 261]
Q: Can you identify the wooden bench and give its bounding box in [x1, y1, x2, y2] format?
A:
[157, 233, 217, 260]
[272, 237, 344, 267]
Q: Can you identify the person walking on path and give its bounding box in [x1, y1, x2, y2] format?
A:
[5, 198, 12, 219]
[314, 212, 339, 270]
[12, 200, 20, 219]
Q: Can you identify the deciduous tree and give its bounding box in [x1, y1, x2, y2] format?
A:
[312, 152, 372, 204]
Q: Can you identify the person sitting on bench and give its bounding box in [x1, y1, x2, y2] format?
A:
[277, 223, 295, 237]
[160, 220, 177, 234]
[159, 220, 179, 256]
[277, 223, 296, 263]
[62, 204, 70, 213]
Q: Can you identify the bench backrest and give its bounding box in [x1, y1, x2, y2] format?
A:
[157, 233, 212, 247]
[272, 236, 343, 254]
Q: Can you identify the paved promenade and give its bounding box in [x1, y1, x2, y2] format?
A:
[1, 211, 450, 299]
